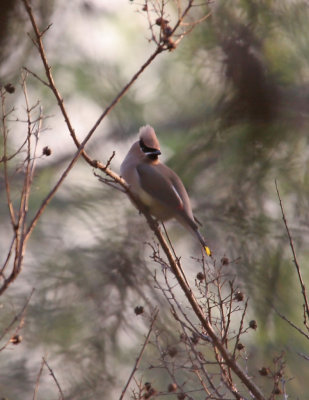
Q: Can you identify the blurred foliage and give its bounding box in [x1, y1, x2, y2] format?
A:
[1, 0, 309, 398]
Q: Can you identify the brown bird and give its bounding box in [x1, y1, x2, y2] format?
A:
[120, 125, 211, 256]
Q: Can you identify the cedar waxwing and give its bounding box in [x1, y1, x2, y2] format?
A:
[120, 125, 211, 256]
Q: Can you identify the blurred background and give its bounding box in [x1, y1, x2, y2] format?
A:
[0, 0, 309, 398]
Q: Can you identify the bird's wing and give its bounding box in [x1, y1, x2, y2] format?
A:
[136, 163, 183, 211]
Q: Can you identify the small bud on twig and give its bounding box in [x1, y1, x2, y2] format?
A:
[10, 334, 23, 345]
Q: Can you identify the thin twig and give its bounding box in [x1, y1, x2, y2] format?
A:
[33, 358, 45, 400]
[274, 307, 309, 341]
[43, 357, 65, 400]
[233, 299, 249, 358]
[22, 66, 50, 88]
[275, 180, 309, 322]
[0, 288, 35, 350]
[1, 89, 16, 227]
[119, 309, 159, 400]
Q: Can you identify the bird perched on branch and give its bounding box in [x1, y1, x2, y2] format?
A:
[120, 125, 211, 256]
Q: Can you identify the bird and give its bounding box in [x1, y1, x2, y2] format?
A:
[120, 125, 211, 256]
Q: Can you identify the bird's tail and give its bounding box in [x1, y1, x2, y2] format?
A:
[195, 230, 212, 257]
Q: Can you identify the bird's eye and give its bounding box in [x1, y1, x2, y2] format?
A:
[139, 139, 160, 156]
[139, 139, 151, 153]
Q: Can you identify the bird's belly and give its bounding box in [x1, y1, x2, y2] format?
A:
[138, 190, 173, 221]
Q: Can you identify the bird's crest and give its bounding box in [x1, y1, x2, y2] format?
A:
[139, 125, 160, 150]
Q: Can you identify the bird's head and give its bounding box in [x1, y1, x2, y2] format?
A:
[139, 125, 161, 160]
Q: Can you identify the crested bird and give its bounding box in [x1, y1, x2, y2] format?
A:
[120, 125, 211, 256]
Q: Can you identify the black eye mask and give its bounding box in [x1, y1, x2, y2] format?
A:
[139, 139, 161, 159]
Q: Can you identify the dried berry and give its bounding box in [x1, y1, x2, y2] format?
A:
[236, 342, 244, 350]
[163, 26, 173, 37]
[168, 347, 178, 357]
[168, 383, 177, 392]
[196, 272, 205, 281]
[134, 306, 144, 315]
[249, 320, 257, 330]
[4, 83, 15, 94]
[42, 146, 52, 156]
[258, 367, 269, 376]
[144, 382, 152, 391]
[177, 394, 186, 400]
[221, 257, 229, 265]
[155, 17, 168, 27]
[234, 291, 244, 301]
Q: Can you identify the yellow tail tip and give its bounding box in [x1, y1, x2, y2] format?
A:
[205, 246, 212, 257]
